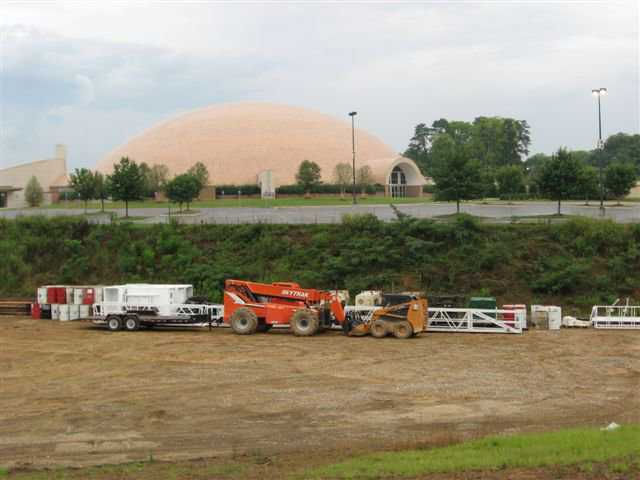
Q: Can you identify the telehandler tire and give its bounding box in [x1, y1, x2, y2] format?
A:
[290, 309, 320, 336]
[370, 319, 389, 338]
[392, 320, 413, 339]
[230, 307, 258, 335]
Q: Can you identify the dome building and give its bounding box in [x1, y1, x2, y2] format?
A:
[97, 102, 425, 197]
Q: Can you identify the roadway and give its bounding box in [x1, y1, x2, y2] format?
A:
[1, 201, 638, 223]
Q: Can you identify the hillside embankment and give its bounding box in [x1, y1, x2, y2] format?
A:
[2, 215, 639, 314]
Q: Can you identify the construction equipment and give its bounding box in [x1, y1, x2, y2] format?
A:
[223, 280, 425, 339]
[223, 280, 346, 336]
[344, 293, 428, 339]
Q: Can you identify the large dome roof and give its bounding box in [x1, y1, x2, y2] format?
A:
[96, 102, 398, 186]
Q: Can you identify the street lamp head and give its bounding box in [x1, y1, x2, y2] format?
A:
[599, 88, 607, 95]
[349, 111, 357, 117]
[592, 88, 607, 97]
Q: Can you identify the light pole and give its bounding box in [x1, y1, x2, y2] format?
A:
[592, 87, 607, 212]
[349, 111, 357, 205]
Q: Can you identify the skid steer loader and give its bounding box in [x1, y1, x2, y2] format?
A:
[344, 293, 428, 339]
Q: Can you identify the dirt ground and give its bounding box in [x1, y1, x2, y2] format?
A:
[0, 316, 639, 473]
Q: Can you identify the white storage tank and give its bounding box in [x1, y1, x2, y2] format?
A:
[531, 305, 562, 330]
[59, 304, 70, 321]
[65, 287, 74, 305]
[68, 304, 80, 320]
[94, 287, 104, 303]
[37, 287, 48, 305]
[100, 284, 195, 316]
[79, 305, 91, 319]
[50, 304, 60, 320]
[74, 288, 85, 305]
[355, 291, 383, 307]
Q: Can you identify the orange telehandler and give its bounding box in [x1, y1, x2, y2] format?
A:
[223, 279, 427, 338]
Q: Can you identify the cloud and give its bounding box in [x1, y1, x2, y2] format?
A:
[0, 1, 637, 170]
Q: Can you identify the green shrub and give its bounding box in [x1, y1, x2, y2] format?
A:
[1, 216, 639, 314]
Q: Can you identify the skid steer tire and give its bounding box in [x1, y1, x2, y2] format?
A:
[230, 308, 258, 335]
[290, 309, 320, 336]
[370, 319, 389, 338]
[392, 321, 414, 339]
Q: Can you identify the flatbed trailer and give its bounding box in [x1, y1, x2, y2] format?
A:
[92, 303, 224, 331]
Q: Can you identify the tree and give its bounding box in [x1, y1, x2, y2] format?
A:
[107, 157, 145, 217]
[187, 162, 209, 190]
[604, 162, 636, 205]
[69, 168, 97, 213]
[94, 172, 109, 212]
[333, 163, 353, 198]
[403, 119, 453, 175]
[147, 165, 169, 195]
[24, 176, 44, 207]
[164, 174, 201, 212]
[295, 160, 321, 195]
[431, 140, 483, 214]
[576, 165, 599, 205]
[603, 133, 640, 172]
[495, 165, 525, 202]
[138, 162, 154, 197]
[536, 148, 584, 215]
[356, 165, 374, 195]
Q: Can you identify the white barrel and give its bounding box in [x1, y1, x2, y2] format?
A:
[50, 304, 60, 320]
[79, 305, 90, 318]
[59, 304, 70, 321]
[94, 287, 103, 303]
[68, 304, 80, 320]
[74, 288, 84, 305]
[37, 287, 48, 304]
[65, 287, 74, 305]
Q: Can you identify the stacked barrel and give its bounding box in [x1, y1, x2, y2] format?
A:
[33, 286, 103, 321]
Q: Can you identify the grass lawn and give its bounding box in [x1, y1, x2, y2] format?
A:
[306, 425, 640, 479]
[41, 196, 434, 210]
[3, 426, 638, 479]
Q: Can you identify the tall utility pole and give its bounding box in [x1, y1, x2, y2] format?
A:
[349, 111, 358, 205]
[592, 87, 607, 212]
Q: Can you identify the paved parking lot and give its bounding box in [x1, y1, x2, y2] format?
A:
[1, 201, 638, 224]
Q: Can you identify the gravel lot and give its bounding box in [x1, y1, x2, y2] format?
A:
[0, 316, 638, 470]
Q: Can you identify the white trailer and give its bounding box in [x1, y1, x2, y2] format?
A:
[93, 284, 224, 331]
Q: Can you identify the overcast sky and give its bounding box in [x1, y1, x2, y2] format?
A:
[1, 0, 638, 170]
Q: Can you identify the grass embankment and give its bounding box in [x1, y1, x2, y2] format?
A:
[41, 196, 434, 210]
[307, 425, 640, 479]
[1, 215, 639, 312]
[3, 426, 638, 479]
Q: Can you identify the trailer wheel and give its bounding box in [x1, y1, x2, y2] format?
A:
[230, 308, 258, 335]
[106, 315, 122, 331]
[124, 315, 140, 331]
[370, 319, 389, 338]
[392, 321, 413, 339]
[290, 309, 320, 336]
